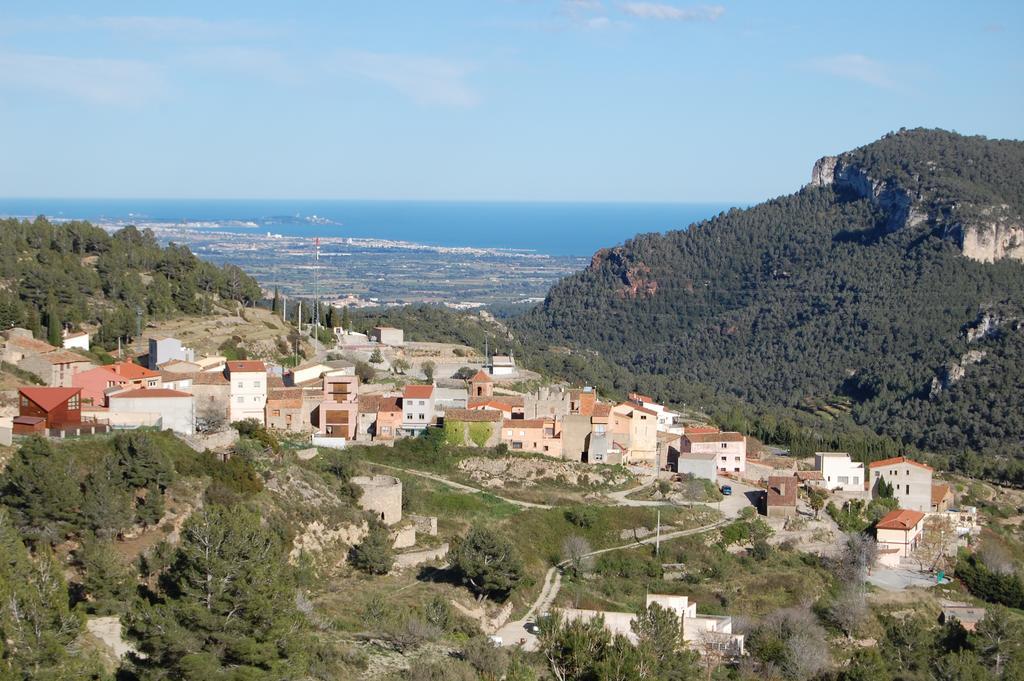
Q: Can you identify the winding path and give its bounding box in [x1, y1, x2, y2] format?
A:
[365, 461, 554, 509]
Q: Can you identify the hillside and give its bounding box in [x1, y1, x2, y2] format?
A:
[514, 129, 1024, 474]
[0, 217, 262, 349]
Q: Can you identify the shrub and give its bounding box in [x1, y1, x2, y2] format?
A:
[349, 523, 395, 575]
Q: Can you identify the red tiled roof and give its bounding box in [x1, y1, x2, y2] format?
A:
[192, 372, 229, 385]
[868, 456, 933, 472]
[446, 408, 503, 423]
[42, 350, 92, 365]
[876, 509, 926, 531]
[684, 425, 721, 435]
[111, 361, 160, 380]
[502, 418, 550, 429]
[795, 470, 824, 481]
[470, 370, 493, 383]
[19, 387, 82, 411]
[227, 360, 266, 373]
[377, 396, 402, 413]
[591, 403, 612, 418]
[109, 388, 192, 399]
[766, 475, 797, 507]
[403, 384, 435, 399]
[468, 396, 524, 409]
[932, 483, 953, 505]
[7, 336, 58, 354]
[685, 431, 744, 443]
[358, 394, 382, 413]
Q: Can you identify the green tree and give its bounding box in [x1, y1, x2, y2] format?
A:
[80, 461, 135, 539]
[842, 648, 892, 681]
[76, 533, 137, 615]
[0, 509, 105, 679]
[451, 526, 523, 602]
[0, 436, 82, 542]
[422, 360, 436, 382]
[124, 506, 311, 680]
[537, 611, 611, 681]
[973, 605, 1024, 678]
[136, 483, 166, 527]
[392, 357, 410, 374]
[349, 522, 395, 575]
[340, 305, 351, 331]
[369, 348, 384, 364]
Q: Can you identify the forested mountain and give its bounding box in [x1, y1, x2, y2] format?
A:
[0, 217, 261, 349]
[514, 129, 1024, 475]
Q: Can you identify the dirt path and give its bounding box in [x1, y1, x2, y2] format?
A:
[366, 461, 554, 509]
[493, 516, 730, 650]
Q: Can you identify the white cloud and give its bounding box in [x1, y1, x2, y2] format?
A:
[620, 3, 724, 21]
[586, 16, 613, 29]
[564, 0, 603, 9]
[180, 46, 299, 82]
[809, 53, 894, 88]
[82, 15, 273, 40]
[332, 51, 479, 107]
[0, 52, 166, 104]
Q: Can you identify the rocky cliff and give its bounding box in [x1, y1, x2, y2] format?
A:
[811, 132, 1024, 263]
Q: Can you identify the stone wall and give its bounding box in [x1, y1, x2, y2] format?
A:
[353, 474, 403, 525]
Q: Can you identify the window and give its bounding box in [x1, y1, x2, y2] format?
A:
[838, 476, 849, 485]
[905, 484, 910, 494]
[418, 413, 425, 420]
[68, 395, 79, 410]
[272, 410, 281, 417]
[734, 456, 740, 461]
[405, 413, 412, 420]
[252, 381, 260, 388]
[721, 443, 728, 448]
[543, 445, 549, 452]
[512, 442, 523, 450]
[734, 467, 740, 472]
[237, 382, 243, 388]
[236, 396, 244, 403]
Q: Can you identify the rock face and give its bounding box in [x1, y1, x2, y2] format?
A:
[811, 156, 1023, 263]
[930, 350, 987, 398]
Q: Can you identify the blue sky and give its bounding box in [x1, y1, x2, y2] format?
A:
[1, 1, 1021, 202]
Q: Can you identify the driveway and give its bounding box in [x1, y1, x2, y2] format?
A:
[867, 567, 938, 591]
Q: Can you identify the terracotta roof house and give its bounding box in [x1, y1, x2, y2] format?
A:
[764, 475, 798, 518]
[17, 349, 94, 387]
[502, 417, 561, 457]
[267, 387, 312, 433]
[868, 457, 934, 512]
[875, 508, 927, 567]
[683, 432, 747, 475]
[375, 396, 403, 441]
[73, 361, 162, 406]
[684, 425, 721, 435]
[227, 360, 268, 424]
[16, 387, 82, 433]
[468, 370, 493, 398]
[931, 483, 954, 513]
[401, 385, 435, 434]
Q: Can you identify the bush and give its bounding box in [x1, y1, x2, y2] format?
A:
[564, 505, 599, 529]
[349, 522, 395, 575]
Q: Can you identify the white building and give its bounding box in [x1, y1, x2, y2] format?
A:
[682, 432, 746, 474]
[868, 457, 933, 512]
[108, 388, 195, 436]
[814, 452, 865, 492]
[370, 326, 404, 346]
[486, 354, 517, 377]
[562, 593, 743, 656]
[62, 330, 90, 351]
[227, 360, 267, 424]
[402, 384, 435, 434]
[148, 337, 195, 370]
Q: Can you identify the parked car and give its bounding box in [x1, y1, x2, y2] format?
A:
[720, 484, 733, 496]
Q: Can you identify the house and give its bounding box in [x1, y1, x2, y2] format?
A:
[657, 431, 681, 470]
[266, 387, 310, 433]
[628, 392, 680, 431]
[939, 603, 986, 632]
[569, 387, 597, 416]
[62, 330, 90, 351]
[814, 452, 865, 492]
[226, 360, 267, 424]
[16, 387, 82, 432]
[611, 402, 658, 465]
[764, 475, 798, 518]
[2, 331, 57, 364]
[320, 371, 359, 439]
[108, 388, 195, 435]
[875, 508, 926, 567]
[147, 337, 195, 370]
[18, 350, 94, 387]
[468, 370, 493, 398]
[562, 593, 744, 657]
[194, 355, 227, 372]
[190, 371, 231, 427]
[682, 432, 746, 474]
[931, 483, 954, 513]
[676, 451, 718, 482]
[560, 414, 593, 463]
[401, 384, 435, 435]
[868, 457, 933, 512]
[375, 397, 403, 441]
[443, 408, 502, 447]
[586, 432, 625, 465]
[501, 418, 561, 456]
[158, 358, 203, 374]
[433, 387, 468, 418]
[74, 361, 162, 406]
[486, 353, 517, 377]
[160, 370, 194, 392]
[355, 394, 382, 441]
[468, 395, 525, 419]
[286, 362, 332, 387]
[370, 326, 404, 346]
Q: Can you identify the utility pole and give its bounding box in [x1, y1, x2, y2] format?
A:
[655, 509, 661, 557]
[297, 301, 302, 334]
[313, 237, 320, 340]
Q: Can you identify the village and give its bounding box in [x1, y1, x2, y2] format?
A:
[0, 312, 998, 669]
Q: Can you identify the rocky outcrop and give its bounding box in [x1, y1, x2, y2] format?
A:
[590, 247, 658, 298]
[811, 157, 1023, 263]
[955, 208, 1024, 263]
[810, 156, 926, 232]
[929, 350, 986, 398]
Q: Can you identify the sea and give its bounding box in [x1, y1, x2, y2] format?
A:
[0, 198, 737, 257]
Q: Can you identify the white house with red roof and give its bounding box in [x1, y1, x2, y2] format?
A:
[402, 384, 435, 434]
[108, 388, 195, 435]
[868, 457, 933, 512]
[227, 360, 267, 424]
[875, 508, 926, 567]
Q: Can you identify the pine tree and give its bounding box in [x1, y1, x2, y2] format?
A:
[0, 436, 82, 542]
[45, 292, 60, 347]
[341, 305, 351, 332]
[349, 522, 395, 575]
[123, 506, 312, 680]
[76, 533, 137, 615]
[80, 461, 134, 539]
[271, 285, 280, 314]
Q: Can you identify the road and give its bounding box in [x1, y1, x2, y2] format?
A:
[493, 516, 732, 650]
